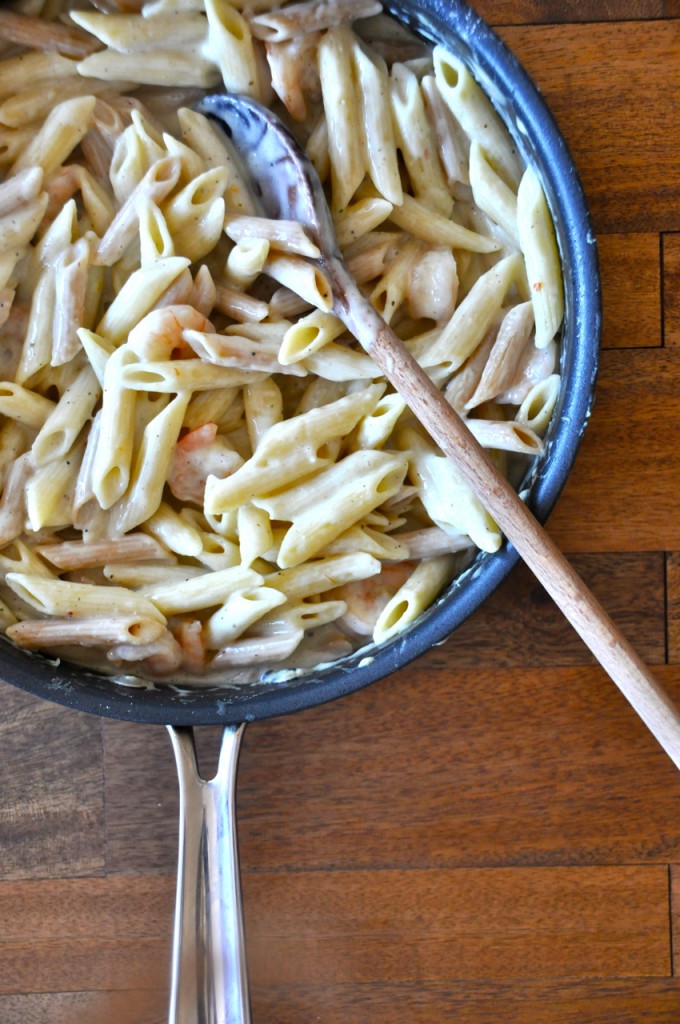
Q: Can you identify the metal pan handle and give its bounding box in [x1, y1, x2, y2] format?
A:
[167, 724, 251, 1024]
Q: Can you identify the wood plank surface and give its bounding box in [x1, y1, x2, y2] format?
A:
[668, 554, 680, 663]
[475, 2, 667, 22]
[599, 232, 661, 349]
[662, 232, 680, 346]
[5, 981, 680, 1024]
[497, 21, 680, 233]
[0, 685, 104, 883]
[100, 664, 680, 879]
[2, 3, 680, 1024]
[0, 865, 670, 992]
[545, 348, 680, 552]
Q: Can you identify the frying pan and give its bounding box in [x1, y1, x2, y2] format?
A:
[0, 1, 601, 1021]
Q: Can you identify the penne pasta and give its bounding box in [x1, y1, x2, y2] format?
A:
[390, 62, 452, 215]
[433, 46, 523, 190]
[353, 39, 402, 205]
[96, 155, 181, 265]
[5, 572, 167, 623]
[517, 167, 565, 348]
[11, 95, 96, 177]
[318, 26, 364, 213]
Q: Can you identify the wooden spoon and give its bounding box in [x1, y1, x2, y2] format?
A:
[198, 94, 680, 770]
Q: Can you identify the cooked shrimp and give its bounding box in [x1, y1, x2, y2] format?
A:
[497, 338, 557, 405]
[266, 32, 322, 121]
[126, 304, 214, 361]
[168, 422, 243, 505]
[334, 561, 415, 636]
[174, 618, 207, 674]
[43, 165, 81, 223]
[108, 629, 184, 674]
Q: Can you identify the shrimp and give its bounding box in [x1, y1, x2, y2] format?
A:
[334, 561, 415, 637]
[108, 629, 183, 675]
[167, 422, 243, 505]
[43, 165, 81, 222]
[174, 618, 207, 674]
[126, 304, 214, 361]
[497, 338, 558, 405]
[266, 32, 322, 121]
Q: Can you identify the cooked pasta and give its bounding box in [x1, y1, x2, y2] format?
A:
[0, 0, 564, 683]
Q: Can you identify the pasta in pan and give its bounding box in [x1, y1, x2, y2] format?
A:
[0, 0, 564, 683]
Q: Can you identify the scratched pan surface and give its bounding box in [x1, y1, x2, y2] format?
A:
[0, 0, 600, 726]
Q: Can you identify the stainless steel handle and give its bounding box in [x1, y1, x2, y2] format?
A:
[167, 724, 251, 1024]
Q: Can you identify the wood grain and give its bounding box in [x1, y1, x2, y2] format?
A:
[243, 866, 671, 983]
[477, 1, 665, 23]
[0, 866, 669, 994]
[547, 347, 680, 551]
[599, 232, 661, 349]
[663, 232, 680, 346]
[451, 551, 665, 668]
[0, 685, 104, 883]
[100, 664, 680, 879]
[5, 980, 680, 1024]
[667, 553, 680, 663]
[670, 863, 680, 976]
[252, 980, 680, 1024]
[498, 21, 680, 233]
[475, 1, 659, 23]
[0, 992, 165, 1024]
[0, 876, 171, 995]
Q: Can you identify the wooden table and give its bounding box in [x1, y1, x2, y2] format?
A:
[3, 2, 680, 1021]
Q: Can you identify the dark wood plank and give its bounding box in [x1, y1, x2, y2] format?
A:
[452, 551, 665, 669]
[497, 21, 680, 233]
[102, 664, 680, 877]
[667, 553, 680, 664]
[0, 866, 669, 997]
[662, 232, 680, 346]
[252, 979, 680, 1024]
[477, 1, 664, 25]
[670, 864, 680, 976]
[0, 877, 172, 994]
[0, 992, 165, 1024]
[242, 866, 670, 983]
[6, 979, 680, 1024]
[599, 233, 661, 348]
[0, 684, 104, 882]
[547, 347, 680, 552]
[102, 720, 179, 877]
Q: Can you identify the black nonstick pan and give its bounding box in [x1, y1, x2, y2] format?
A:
[0, 1, 601, 1021]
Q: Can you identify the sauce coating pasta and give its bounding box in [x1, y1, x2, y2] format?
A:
[0, 0, 564, 683]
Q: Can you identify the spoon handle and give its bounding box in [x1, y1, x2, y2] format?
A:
[331, 265, 680, 770]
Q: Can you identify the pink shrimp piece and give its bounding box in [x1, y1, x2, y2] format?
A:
[335, 562, 415, 637]
[168, 423, 243, 505]
[174, 618, 207, 673]
[266, 33, 322, 121]
[126, 304, 214, 361]
[43, 165, 81, 224]
[497, 339, 558, 405]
